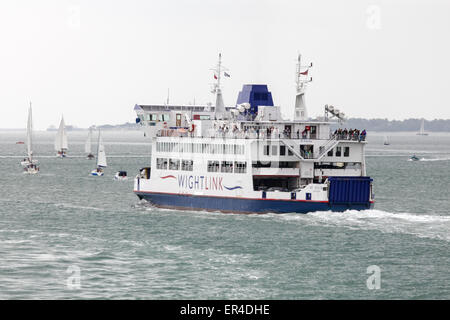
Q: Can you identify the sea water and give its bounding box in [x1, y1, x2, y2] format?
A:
[0, 130, 449, 299]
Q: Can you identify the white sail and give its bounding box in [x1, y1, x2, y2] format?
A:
[417, 118, 428, 135]
[96, 131, 107, 167]
[26, 104, 33, 159]
[85, 129, 92, 154]
[55, 116, 68, 151]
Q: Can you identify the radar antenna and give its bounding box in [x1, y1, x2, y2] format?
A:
[324, 104, 346, 124]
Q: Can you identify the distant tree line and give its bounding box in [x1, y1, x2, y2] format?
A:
[329, 118, 450, 132]
[96, 122, 139, 130]
[49, 118, 450, 132]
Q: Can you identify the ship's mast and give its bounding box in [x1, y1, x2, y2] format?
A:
[212, 53, 226, 120]
[216, 53, 222, 89]
[294, 54, 312, 121]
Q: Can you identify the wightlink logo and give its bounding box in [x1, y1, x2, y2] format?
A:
[160, 174, 242, 191]
[178, 175, 223, 191]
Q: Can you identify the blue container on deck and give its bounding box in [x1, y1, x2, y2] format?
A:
[328, 177, 372, 204]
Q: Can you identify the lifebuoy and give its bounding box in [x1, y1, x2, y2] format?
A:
[163, 122, 168, 129]
[188, 123, 195, 132]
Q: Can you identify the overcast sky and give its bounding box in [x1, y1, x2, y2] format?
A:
[1, 0, 449, 129]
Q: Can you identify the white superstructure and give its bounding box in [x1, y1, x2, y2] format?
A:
[133, 54, 374, 214]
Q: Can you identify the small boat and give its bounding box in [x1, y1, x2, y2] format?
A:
[114, 171, 128, 180]
[55, 116, 68, 157]
[23, 103, 40, 174]
[85, 128, 95, 160]
[416, 119, 428, 136]
[383, 135, 390, 145]
[410, 155, 420, 161]
[24, 163, 39, 174]
[90, 130, 107, 176]
[20, 158, 38, 166]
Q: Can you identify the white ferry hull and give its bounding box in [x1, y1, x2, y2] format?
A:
[134, 175, 374, 214]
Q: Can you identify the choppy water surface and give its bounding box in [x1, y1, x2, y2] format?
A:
[0, 130, 449, 299]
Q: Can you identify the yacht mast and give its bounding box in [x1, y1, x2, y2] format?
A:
[27, 102, 33, 160]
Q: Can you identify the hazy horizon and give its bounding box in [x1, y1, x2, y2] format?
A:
[1, 0, 450, 130]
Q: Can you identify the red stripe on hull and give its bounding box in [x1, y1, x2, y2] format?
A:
[133, 190, 329, 203]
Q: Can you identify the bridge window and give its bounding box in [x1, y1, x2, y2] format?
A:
[264, 145, 270, 156]
[327, 149, 333, 157]
[159, 114, 170, 121]
[181, 159, 193, 171]
[150, 114, 158, 121]
[234, 161, 247, 173]
[169, 159, 180, 170]
[336, 147, 342, 157]
[344, 147, 350, 157]
[207, 161, 220, 172]
[156, 158, 167, 170]
[221, 161, 233, 173]
[280, 145, 286, 156]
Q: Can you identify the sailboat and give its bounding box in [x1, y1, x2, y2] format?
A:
[85, 128, 95, 160]
[23, 103, 39, 174]
[416, 119, 428, 136]
[383, 135, 390, 145]
[55, 116, 68, 157]
[90, 130, 107, 176]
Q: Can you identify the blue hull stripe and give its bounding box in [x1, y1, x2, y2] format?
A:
[135, 191, 373, 214]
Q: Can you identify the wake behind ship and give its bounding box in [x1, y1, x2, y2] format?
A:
[132, 54, 374, 214]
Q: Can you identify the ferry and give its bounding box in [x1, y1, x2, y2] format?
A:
[133, 54, 374, 214]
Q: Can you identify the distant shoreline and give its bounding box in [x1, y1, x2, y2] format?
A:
[3, 118, 450, 132]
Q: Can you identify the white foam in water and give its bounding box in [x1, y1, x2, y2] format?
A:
[417, 157, 450, 162]
[406, 157, 450, 162]
[295, 209, 450, 241]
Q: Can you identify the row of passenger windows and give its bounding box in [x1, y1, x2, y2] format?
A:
[262, 145, 351, 157]
[157, 158, 193, 171]
[207, 161, 247, 173]
[156, 142, 245, 155]
[156, 158, 247, 173]
[141, 114, 171, 122]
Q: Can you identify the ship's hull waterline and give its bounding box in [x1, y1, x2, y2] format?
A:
[135, 191, 374, 214]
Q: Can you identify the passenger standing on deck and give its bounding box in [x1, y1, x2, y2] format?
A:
[360, 129, 366, 141]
